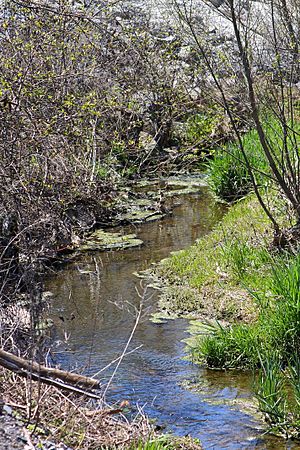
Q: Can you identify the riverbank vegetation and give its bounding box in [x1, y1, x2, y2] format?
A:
[152, 168, 300, 437]
[2, 0, 300, 446]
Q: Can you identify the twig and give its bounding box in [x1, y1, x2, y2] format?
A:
[92, 345, 143, 378]
[102, 285, 146, 398]
[23, 428, 35, 450]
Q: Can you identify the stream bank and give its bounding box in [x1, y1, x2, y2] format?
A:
[45, 181, 295, 449]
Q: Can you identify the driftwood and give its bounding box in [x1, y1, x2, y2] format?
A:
[0, 349, 100, 398]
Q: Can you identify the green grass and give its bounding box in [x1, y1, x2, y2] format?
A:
[253, 353, 300, 438]
[192, 321, 265, 369]
[155, 188, 298, 368]
[264, 255, 300, 357]
[208, 116, 300, 202]
[255, 353, 287, 426]
[127, 436, 202, 450]
[192, 247, 300, 367]
[208, 128, 269, 201]
[102, 439, 173, 450]
[155, 193, 286, 322]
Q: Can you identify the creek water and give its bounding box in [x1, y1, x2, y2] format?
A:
[47, 182, 294, 449]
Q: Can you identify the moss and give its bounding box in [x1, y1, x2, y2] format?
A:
[79, 230, 143, 252]
[119, 210, 165, 223]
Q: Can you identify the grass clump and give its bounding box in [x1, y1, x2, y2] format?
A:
[131, 436, 202, 450]
[255, 354, 287, 428]
[208, 129, 269, 201]
[193, 248, 300, 367]
[192, 322, 264, 369]
[207, 116, 300, 202]
[253, 354, 300, 438]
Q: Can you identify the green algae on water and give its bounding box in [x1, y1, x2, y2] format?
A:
[79, 229, 143, 252]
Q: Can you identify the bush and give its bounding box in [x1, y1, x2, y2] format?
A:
[186, 111, 221, 145]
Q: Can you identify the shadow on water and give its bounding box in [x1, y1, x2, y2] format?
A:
[47, 185, 296, 449]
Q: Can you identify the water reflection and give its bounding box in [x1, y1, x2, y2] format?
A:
[47, 187, 294, 449]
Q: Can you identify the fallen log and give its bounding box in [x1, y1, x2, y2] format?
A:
[0, 349, 99, 390]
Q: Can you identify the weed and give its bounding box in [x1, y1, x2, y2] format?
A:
[261, 255, 300, 361]
[131, 439, 171, 450]
[253, 354, 300, 438]
[186, 112, 221, 146]
[128, 435, 202, 450]
[288, 357, 300, 413]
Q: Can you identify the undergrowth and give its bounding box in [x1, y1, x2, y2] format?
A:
[208, 129, 268, 201]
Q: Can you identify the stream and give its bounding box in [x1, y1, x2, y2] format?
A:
[47, 182, 294, 449]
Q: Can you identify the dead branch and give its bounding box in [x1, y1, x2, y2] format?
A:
[0, 349, 100, 391]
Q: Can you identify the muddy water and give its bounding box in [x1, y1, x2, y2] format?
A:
[47, 185, 293, 449]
